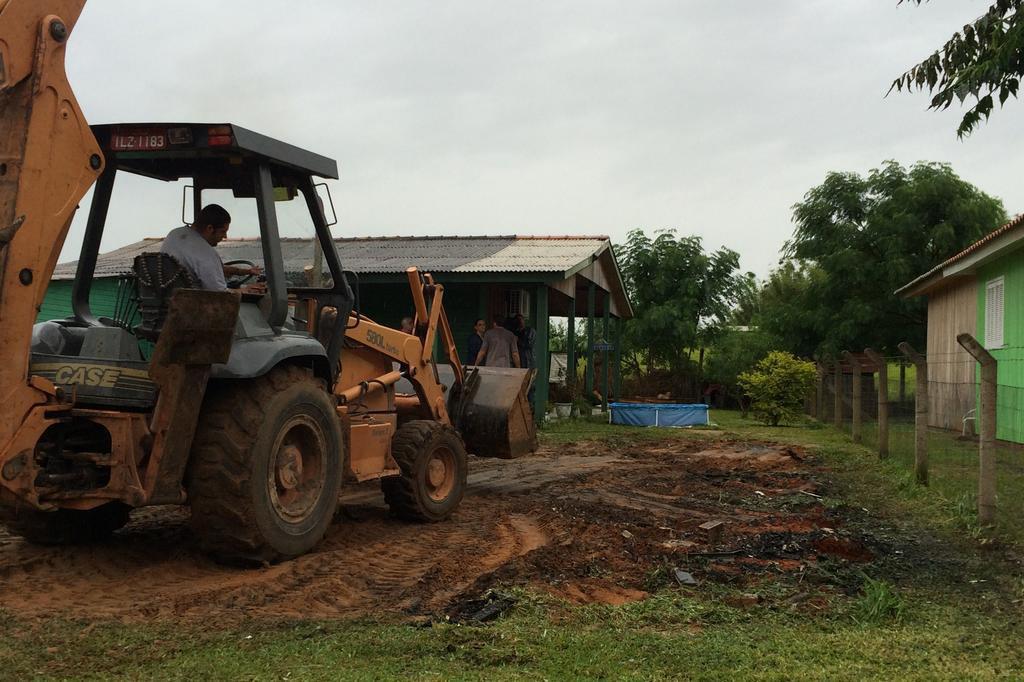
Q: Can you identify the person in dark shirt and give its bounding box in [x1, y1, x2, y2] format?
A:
[466, 318, 485, 365]
[514, 314, 536, 369]
[514, 313, 537, 409]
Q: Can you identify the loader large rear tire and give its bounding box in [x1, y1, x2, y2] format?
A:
[186, 366, 343, 564]
[382, 421, 467, 522]
[0, 502, 131, 545]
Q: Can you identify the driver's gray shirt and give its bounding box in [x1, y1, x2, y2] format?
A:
[161, 226, 226, 290]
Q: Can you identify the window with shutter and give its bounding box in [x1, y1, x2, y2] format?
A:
[985, 277, 1005, 349]
[506, 289, 530, 318]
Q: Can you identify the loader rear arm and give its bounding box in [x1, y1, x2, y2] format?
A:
[0, 1, 102, 472]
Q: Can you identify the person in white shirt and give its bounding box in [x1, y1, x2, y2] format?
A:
[161, 204, 261, 290]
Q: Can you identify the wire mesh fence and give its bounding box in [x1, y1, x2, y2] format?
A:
[811, 349, 1024, 543]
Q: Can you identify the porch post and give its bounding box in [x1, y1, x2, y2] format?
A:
[602, 298, 610, 412]
[533, 284, 549, 422]
[585, 280, 596, 400]
[566, 296, 577, 393]
[613, 316, 622, 402]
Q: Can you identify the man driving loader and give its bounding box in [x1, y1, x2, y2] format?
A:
[161, 204, 262, 290]
[0, 0, 538, 565]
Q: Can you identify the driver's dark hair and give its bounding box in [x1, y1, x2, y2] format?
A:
[195, 204, 231, 229]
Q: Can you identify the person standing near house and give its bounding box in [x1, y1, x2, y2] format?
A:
[514, 313, 538, 407]
[466, 318, 486, 365]
[475, 315, 520, 368]
[514, 314, 536, 370]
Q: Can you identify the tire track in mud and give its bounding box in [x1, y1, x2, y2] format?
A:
[0, 450, 633, 622]
[0, 496, 558, 622]
[0, 441, 848, 622]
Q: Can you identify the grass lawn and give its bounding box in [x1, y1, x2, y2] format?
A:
[846, 415, 1024, 547]
[2, 411, 1022, 680]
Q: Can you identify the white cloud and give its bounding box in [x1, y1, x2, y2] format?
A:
[59, 0, 1015, 278]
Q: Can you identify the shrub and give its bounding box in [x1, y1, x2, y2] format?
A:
[738, 351, 816, 426]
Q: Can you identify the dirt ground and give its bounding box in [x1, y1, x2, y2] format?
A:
[0, 437, 879, 623]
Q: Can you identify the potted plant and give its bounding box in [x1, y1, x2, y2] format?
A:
[549, 382, 573, 419]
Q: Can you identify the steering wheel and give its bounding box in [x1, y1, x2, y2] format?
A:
[224, 259, 259, 287]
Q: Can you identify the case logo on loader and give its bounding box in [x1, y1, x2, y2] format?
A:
[54, 365, 122, 388]
[32, 362, 151, 389]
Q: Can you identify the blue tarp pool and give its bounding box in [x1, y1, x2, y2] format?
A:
[610, 402, 709, 428]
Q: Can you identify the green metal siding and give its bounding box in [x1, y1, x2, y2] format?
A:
[354, 281, 484, 365]
[37, 279, 122, 323]
[42, 278, 485, 361]
[445, 284, 484, 364]
[41, 273, 553, 422]
[354, 282, 412, 329]
[976, 255, 1024, 442]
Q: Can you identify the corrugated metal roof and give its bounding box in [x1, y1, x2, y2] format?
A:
[52, 235, 610, 281]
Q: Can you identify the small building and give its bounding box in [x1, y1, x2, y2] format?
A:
[47, 235, 634, 420]
[897, 214, 1024, 442]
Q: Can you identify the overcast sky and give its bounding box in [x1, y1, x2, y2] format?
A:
[61, 0, 1017, 278]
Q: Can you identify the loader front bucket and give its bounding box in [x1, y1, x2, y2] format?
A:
[455, 367, 538, 459]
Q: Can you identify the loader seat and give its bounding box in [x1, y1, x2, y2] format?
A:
[132, 252, 197, 341]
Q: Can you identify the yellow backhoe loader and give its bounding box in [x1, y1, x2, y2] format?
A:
[0, 0, 537, 562]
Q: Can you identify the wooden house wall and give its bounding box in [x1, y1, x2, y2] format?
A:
[926, 278, 977, 431]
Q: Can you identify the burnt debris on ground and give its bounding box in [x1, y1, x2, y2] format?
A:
[0, 437, 888, 622]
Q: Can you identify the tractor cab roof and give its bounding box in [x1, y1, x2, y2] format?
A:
[90, 123, 338, 189]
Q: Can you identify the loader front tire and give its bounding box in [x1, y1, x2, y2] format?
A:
[0, 502, 131, 545]
[382, 421, 467, 522]
[186, 366, 343, 564]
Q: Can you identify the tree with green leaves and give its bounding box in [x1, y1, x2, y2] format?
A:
[779, 160, 1004, 357]
[705, 327, 776, 414]
[618, 229, 743, 379]
[892, 0, 1024, 137]
[728, 271, 760, 327]
[739, 351, 817, 426]
[754, 262, 825, 359]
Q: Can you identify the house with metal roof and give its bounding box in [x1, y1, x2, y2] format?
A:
[897, 214, 1024, 441]
[45, 234, 633, 420]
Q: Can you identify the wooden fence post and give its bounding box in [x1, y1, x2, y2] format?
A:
[899, 362, 907, 404]
[833, 360, 842, 429]
[956, 333, 997, 526]
[864, 348, 888, 459]
[842, 352, 862, 443]
[815, 362, 826, 420]
[898, 343, 928, 485]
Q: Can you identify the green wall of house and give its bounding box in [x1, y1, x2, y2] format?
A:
[37, 279, 122, 323]
[351, 281, 484, 365]
[41, 279, 485, 362]
[976, 255, 1024, 443]
[40, 276, 555, 419]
